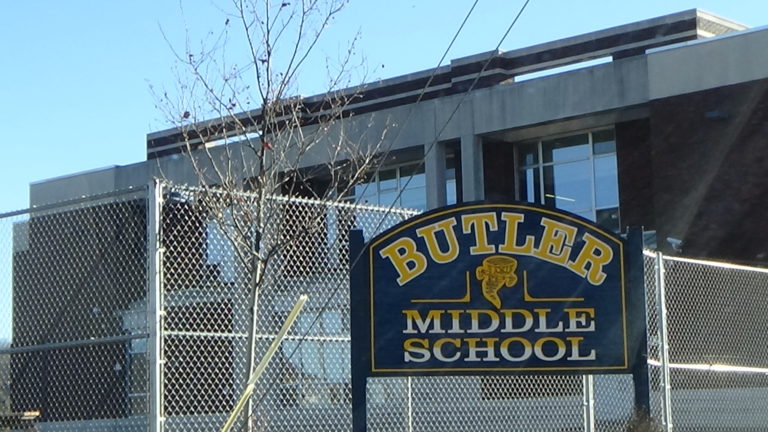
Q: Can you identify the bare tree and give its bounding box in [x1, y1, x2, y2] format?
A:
[151, 0, 392, 426]
[153, 0, 386, 235]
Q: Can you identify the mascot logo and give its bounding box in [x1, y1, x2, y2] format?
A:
[475, 255, 518, 309]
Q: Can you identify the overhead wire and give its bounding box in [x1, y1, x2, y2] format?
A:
[248, 0, 533, 418]
[338, 0, 481, 205]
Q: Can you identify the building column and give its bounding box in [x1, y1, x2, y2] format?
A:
[425, 141, 447, 209]
[461, 134, 484, 202]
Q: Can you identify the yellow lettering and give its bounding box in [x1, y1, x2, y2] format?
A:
[415, 218, 460, 264]
[461, 213, 497, 254]
[534, 337, 567, 361]
[403, 338, 430, 362]
[402, 309, 445, 334]
[434, 338, 462, 362]
[446, 310, 465, 333]
[467, 309, 500, 333]
[499, 309, 534, 333]
[499, 337, 532, 361]
[566, 337, 596, 361]
[465, 338, 499, 362]
[564, 308, 595, 332]
[534, 308, 564, 333]
[567, 233, 613, 285]
[380, 238, 427, 285]
[534, 218, 576, 265]
[498, 212, 534, 254]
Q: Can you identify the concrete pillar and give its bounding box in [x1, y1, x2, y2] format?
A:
[425, 141, 446, 209]
[461, 134, 484, 202]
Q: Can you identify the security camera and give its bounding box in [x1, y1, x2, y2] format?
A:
[666, 237, 683, 253]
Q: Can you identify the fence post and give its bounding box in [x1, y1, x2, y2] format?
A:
[582, 375, 595, 432]
[407, 377, 414, 432]
[655, 252, 673, 432]
[350, 230, 368, 432]
[628, 227, 651, 423]
[147, 179, 165, 432]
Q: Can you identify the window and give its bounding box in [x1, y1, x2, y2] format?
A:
[279, 309, 351, 406]
[446, 149, 458, 205]
[119, 301, 149, 415]
[353, 163, 426, 211]
[517, 129, 619, 231]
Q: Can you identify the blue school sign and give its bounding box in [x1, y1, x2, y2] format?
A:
[351, 203, 646, 373]
[350, 203, 649, 430]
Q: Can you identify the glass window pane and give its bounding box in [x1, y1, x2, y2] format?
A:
[283, 340, 301, 370]
[401, 186, 426, 211]
[129, 353, 147, 394]
[593, 128, 616, 154]
[592, 129, 616, 155]
[354, 175, 376, 200]
[542, 133, 590, 163]
[354, 171, 375, 188]
[379, 169, 397, 191]
[446, 179, 457, 205]
[401, 170, 425, 189]
[378, 190, 398, 207]
[446, 153, 457, 170]
[298, 314, 313, 333]
[130, 394, 147, 415]
[575, 209, 594, 221]
[357, 194, 377, 206]
[518, 167, 540, 204]
[445, 167, 456, 181]
[594, 155, 619, 208]
[594, 139, 616, 155]
[131, 338, 147, 354]
[518, 142, 539, 166]
[400, 162, 425, 177]
[543, 160, 593, 213]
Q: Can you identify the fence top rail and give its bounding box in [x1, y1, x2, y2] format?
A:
[1, 180, 421, 220]
[166, 181, 421, 215]
[643, 249, 768, 273]
[0, 186, 147, 219]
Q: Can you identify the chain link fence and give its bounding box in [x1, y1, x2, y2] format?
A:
[0, 189, 150, 431]
[157, 183, 419, 432]
[1, 182, 768, 431]
[646, 252, 768, 432]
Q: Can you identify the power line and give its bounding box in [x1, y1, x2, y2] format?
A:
[249, 0, 534, 419]
[247, 0, 484, 416]
[342, 0, 480, 205]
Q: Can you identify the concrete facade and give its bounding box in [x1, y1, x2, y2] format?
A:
[29, 9, 768, 263]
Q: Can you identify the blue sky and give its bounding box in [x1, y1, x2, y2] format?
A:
[0, 0, 765, 342]
[0, 0, 765, 213]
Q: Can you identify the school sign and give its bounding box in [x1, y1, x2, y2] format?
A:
[350, 203, 646, 375]
[350, 203, 648, 430]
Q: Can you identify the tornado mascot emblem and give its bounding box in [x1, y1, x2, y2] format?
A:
[475, 255, 519, 309]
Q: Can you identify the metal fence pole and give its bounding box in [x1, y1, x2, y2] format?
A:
[582, 375, 595, 432]
[148, 179, 165, 432]
[407, 377, 414, 432]
[655, 252, 673, 432]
